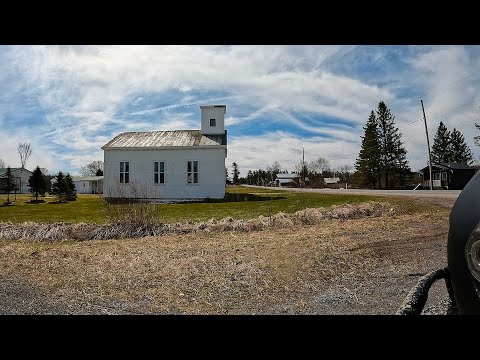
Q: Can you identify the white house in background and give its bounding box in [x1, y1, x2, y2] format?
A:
[0, 167, 33, 194]
[323, 177, 340, 184]
[275, 173, 299, 187]
[72, 176, 104, 194]
[101, 105, 228, 199]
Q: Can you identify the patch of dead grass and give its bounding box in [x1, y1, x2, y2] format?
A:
[0, 203, 450, 314]
[0, 201, 399, 241]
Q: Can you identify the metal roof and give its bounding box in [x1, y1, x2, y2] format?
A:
[0, 167, 32, 176]
[278, 178, 295, 184]
[276, 173, 300, 179]
[72, 176, 104, 182]
[439, 163, 475, 170]
[102, 130, 227, 149]
[419, 163, 476, 172]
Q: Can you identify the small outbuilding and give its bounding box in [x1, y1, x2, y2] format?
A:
[275, 173, 301, 187]
[72, 176, 104, 194]
[419, 163, 478, 190]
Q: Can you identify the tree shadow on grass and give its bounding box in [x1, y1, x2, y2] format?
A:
[0, 203, 15, 207]
[102, 193, 287, 205]
[26, 200, 46, 204]
[204, 193, 286, 203]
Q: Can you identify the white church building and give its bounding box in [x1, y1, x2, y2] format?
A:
[102, 105, 228, 200]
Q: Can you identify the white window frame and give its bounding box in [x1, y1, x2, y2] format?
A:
[441, 172, 447, 180]
[154, 161, 165, 185]
[187, 160, 199, 184]
[210, 118, 216, 127]
[434, 172, 440, 180]
[120, 161, 130, 184]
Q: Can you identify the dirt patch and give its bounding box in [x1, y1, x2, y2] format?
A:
[0, 202, 450, 314]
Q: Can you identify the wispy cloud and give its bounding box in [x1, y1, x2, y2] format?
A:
[128, 95, 243, 116]
[0, 45, 479, 175]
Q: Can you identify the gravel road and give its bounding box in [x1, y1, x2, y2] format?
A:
[244, 185, 461, 199]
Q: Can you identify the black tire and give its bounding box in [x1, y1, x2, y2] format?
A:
[447, 170, 480, 314]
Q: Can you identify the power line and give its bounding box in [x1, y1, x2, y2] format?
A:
[389, 71, 480, 114]
[405, 96, 480, 126]
[423, 72, 480, 98]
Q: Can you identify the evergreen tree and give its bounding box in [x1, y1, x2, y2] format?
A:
[0, 167, 19, 204]
[52, 172, 77, 202]
[231, 162, 240, 185]
[51, 172, 68, 202]
[355, 111, 381, 188]
[247, 170, 253, 185]
[64, 174, 77, 201]
[450, 128, 473, 164]
[376, 101, 410, 189]
[28, 166, 47, 201]
[431, 121, 452, 164]
[475, 123, 480, 147]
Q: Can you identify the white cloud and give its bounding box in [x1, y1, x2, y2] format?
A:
[1, 45, 480, 174]
[0, 132, 57, 172]
[227, 131, 359, 175]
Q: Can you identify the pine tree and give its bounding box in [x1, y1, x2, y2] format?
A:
[376, 101, 410, 189]
[52, 172, 77, 202]
[475, 123, 480, 147]
[231, 162, 240, 185]
[391, 132, 411, 188]
[431, 121, 452, 164]
[28, 166, 47, 201]
[450, 128, 473, 164]
[64, 174, 77, 201]
[0, 167, 19, 204]
[355, 111, 381, 188]
[51, 172, 67, 202]
[247, 170, 253, 185]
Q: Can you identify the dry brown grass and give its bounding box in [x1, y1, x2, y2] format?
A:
[0, 201, 399, 241]
[0, 203, 450, 314]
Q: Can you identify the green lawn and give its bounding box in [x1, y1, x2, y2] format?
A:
[0, 186, 405, 224]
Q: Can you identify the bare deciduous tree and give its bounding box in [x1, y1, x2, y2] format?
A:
[18, 143, 32, 169]
[266, 161, 281, 182]
[0, 159, 5, 168]
[80, 160, 104, 176]
[338, 165, 352, 173]
[337, 165, 353, 183]
[308, 157, 330, 174]
[269, 161, 281, 173]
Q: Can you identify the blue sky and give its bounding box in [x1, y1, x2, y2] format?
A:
[1, 45, 480, 175]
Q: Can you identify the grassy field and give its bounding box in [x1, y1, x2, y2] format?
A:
[0, 185, 403, 224]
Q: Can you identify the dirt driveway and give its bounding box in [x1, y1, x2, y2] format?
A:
[0, 197, 454, 315]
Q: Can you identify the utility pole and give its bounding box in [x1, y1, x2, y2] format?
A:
[421, 98, 433, 190]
